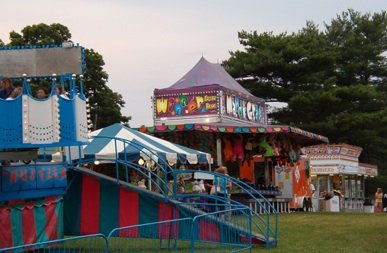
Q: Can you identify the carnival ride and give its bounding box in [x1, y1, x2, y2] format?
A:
[0, 44, 279, 252]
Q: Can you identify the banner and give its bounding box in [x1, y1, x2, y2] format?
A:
[0, 197, 63, 248]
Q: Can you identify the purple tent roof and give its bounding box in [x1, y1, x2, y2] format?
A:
[163, 57, 254, 97]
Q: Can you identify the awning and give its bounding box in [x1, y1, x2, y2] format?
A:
[84, 123, 211, 164]
[139, 123, 329, 144]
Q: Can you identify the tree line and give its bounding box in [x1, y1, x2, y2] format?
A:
[223, 9, 387, 172]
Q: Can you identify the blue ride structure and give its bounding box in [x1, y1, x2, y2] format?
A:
[0, 43, 88, 248]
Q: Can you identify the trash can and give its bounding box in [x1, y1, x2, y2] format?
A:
[324, 196, 340, 212]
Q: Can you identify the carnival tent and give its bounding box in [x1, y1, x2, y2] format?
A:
[164, 56, 254, 97]
[84, 123, 211, 164]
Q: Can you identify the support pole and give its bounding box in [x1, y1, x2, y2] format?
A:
[216, 135, 222, 167]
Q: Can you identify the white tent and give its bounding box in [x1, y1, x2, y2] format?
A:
[83, 123, 211, 165]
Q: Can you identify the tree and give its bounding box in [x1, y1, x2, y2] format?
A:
[326, 10, 387, 86]
[273, 85, 387, 166]
[224, 21, 337, 102]
[6, 23, 130, 129]
[223, 10, 387, 170]
[9, 23, 71, 46]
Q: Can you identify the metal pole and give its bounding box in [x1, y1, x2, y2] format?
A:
[216, 135, 222, 167]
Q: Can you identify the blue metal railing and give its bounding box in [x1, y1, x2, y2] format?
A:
[0, 233, 108, 253]
[78, 135, 174, 197]
[0, 207, 252, 253]
[107, 207, 252, 253]
[172, 169, 278, 247]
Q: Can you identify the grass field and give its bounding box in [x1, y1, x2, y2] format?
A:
[7, 212, 386, 253]
[258, 212, 387, 253]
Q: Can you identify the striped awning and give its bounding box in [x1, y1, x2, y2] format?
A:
[139, 123, 329, 143]
[84, 123, 211, 164]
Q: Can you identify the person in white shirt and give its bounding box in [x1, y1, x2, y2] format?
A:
[310, 182, 317, 211]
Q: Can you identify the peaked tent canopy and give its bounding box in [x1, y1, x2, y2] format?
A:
[162, 56, 254, 98]
[84, 123, 211, 164]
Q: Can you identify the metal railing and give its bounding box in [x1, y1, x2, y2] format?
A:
[107, 207, 252, 253]
[0, 234, 108, 253]
[0, 208, 251, 253]
[172, 169, 278, 248]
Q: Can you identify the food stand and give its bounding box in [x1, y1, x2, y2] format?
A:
[305, 144, 378, 212]
[140, 57, 328, 203]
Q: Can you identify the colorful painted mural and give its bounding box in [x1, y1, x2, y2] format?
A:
[222, 92, 265, 124]
[154, 91, 219, 118]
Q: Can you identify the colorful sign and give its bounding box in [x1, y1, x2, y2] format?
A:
[310, 166, 338, 174]
[1, 164, 67, 192]
[154, 92, 219, 118]
[305, 144, 362, 158]
[222, 94, 265, 124]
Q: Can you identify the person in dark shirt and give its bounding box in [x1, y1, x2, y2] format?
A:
[0, 78, 14, 99]
[382, 193, 387, 212]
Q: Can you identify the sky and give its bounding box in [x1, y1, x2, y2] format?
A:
[1, 0, 386, 127]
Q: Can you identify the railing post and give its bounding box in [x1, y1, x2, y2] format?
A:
[190, 217, 195, 253]
[105, 235, 109, 253]
[249, 210, 252, 253]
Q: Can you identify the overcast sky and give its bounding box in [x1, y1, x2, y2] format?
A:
[1, 0, 385, 127]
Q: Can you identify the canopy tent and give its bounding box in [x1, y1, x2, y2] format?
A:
[164, 56, 255, 98]
[84, 123, 211, 165]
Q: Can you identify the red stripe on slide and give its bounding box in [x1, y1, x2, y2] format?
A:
[199, 220, 220, 242]
[44, 198, 58, 240]
[0, 206, 13, 248]
[22, 202, 37, 245]
[80, 175, 100, 235]
[118, 188, 138, 237]
[158, 202, 179, 239]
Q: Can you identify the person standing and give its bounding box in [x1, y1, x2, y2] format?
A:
[212, 166, 232, 219]
[374, 187, 383, 213]
[176, 176, 185, 194]
[310, 181, 317, 211]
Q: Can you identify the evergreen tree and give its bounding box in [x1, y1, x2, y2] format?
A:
[224, 10, 387, 171]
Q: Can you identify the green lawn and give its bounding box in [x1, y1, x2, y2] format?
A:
[258, 212, 387, 253]
[35, 212, 386, 253]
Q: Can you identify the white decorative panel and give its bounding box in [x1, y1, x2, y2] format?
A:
[75, 95, 88, 142]
[22, 95, 61, 144]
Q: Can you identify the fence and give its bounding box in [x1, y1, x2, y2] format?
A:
[172, 169, 278, 248]
[0, 234, 108, 253]
[0, 207, 252, 253]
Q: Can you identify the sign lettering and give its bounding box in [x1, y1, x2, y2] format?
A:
[224, 95, 263, 123]
[155, 93, 218, 118]
[1, 164, 67, 192]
